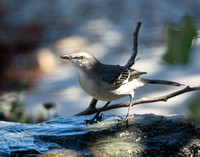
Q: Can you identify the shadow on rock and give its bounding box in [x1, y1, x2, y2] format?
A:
[0, 114, 199, 156]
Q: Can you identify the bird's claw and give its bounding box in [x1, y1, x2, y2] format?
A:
[123, 114, 130, 126]
[85, 113, 104, 125]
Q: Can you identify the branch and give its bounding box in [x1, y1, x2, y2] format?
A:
[125, 21, 142, 68]
[75, 98, 98, 116]
[75, 86, 200, 116]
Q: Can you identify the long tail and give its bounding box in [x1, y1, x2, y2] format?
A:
[144, 79, 184, 86]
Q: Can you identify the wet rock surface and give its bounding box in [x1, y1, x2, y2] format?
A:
[0, 114, 199, 156]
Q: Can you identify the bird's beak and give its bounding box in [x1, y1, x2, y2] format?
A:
[60, 54, 71, 60]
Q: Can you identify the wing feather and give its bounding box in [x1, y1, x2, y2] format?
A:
[105, 68, 146, 87]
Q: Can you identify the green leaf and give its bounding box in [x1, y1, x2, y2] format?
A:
[163, 17, 197, 64]
[187, 92, 200, 123]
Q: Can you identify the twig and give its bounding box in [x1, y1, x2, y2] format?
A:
[125, 21, 142, 68]
[75, 86, 200, 116]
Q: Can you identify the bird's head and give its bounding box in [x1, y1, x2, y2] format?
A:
[61, 52, 100, 72]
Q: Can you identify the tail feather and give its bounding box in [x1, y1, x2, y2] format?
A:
[144, 79, 184, 86]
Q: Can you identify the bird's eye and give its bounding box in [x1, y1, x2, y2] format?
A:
[80, 56, 85, 60]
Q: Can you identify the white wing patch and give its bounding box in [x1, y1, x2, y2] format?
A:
[111, 69, 130, 86]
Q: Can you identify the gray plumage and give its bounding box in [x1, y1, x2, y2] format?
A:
[61, 52, 182, 123]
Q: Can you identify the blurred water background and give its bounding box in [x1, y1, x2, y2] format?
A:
[0, 0, 200, 122]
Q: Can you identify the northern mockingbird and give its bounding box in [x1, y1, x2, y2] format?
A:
[61, 52, 182, 124]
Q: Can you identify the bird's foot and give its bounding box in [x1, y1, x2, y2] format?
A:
[85, 113, 103, 125]
[124, 117, 129, 127]
[123, 114, 133, 126]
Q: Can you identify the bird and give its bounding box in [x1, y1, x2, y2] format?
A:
[61, 52, 183, 124]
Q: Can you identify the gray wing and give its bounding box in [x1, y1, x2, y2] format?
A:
[102, 66, 146, 87]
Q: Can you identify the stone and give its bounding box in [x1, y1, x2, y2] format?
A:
[0, 114, 199, 156]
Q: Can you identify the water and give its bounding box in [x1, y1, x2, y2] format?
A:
[0, 114, 199, 156]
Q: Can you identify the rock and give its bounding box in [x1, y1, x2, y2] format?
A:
[0, 114, 199, 156]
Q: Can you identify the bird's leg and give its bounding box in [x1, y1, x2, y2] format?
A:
[124, 95, 134, 125]
[86, 101, 111, 125]
[89, 98, 98, 109]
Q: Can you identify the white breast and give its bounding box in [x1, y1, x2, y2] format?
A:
[78, 71, 99, 98]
